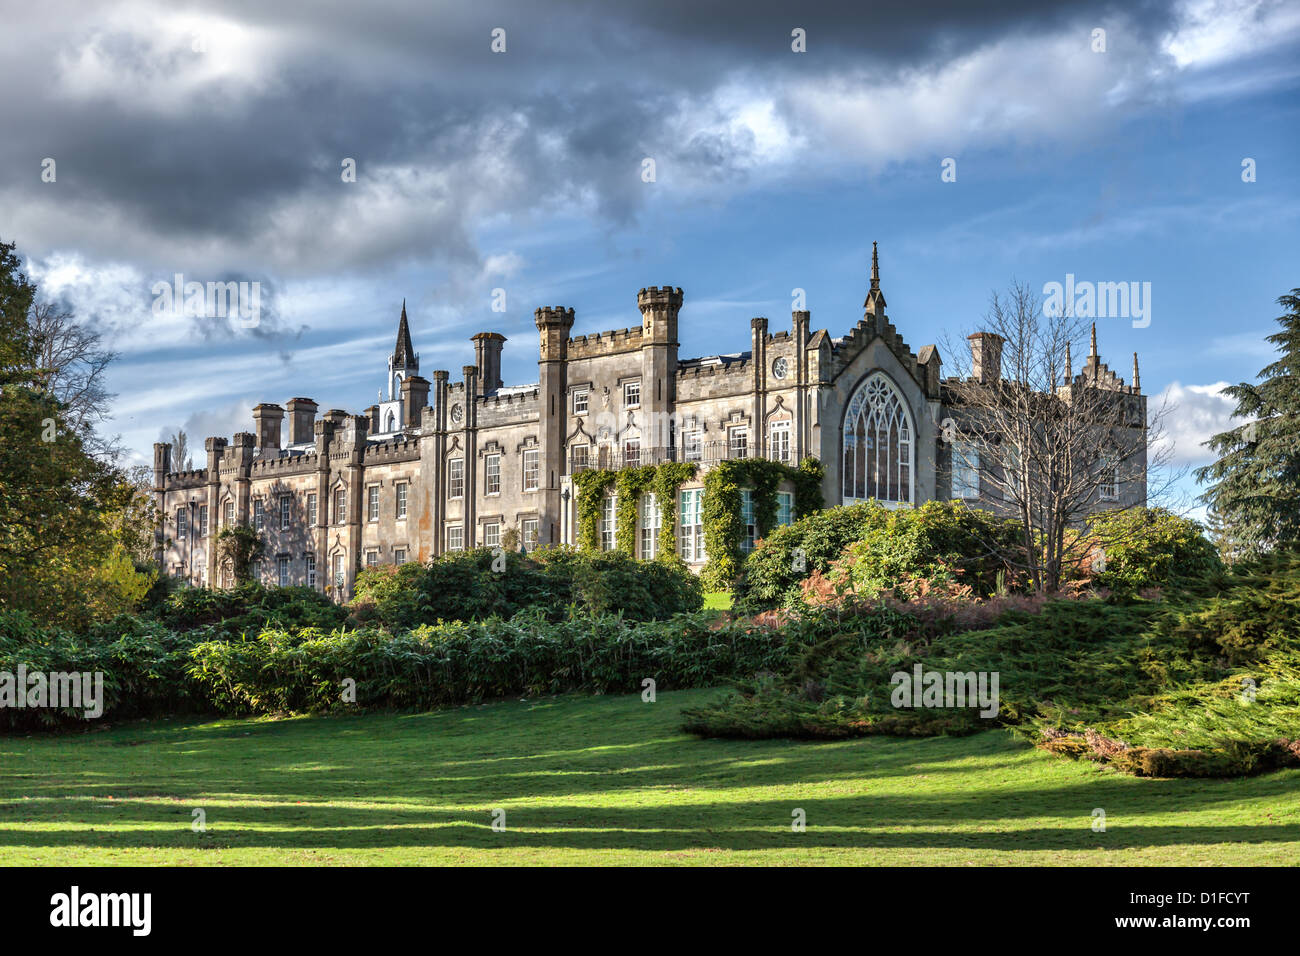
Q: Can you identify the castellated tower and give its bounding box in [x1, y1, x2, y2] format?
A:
[637, 287, 683, 450]
[535, 306, 576, 545]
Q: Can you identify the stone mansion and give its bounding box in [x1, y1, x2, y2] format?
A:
[152, 245, 1147, 598]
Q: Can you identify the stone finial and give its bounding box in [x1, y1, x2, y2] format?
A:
[1132, 352, 1140, 391]
[1065, 341, 1073, 385]
[1089, 322, 1098, 358]
[863, 241, 887, 317]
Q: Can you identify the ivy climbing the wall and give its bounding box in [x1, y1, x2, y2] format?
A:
[573, 461, 698, 562]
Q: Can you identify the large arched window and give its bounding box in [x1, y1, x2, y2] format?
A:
[842, 372, 914, 505]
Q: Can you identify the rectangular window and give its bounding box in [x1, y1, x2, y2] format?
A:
[623, 380, 640, 407]
[483, 522, 501, 548]
[367, 485, 380, 522]
[280, 494, 291, 530]
[223, 500, 234, 529]
[396, 483, 408, 519]
[393, 548, 407, 566]
[307, 493, 317, 526]
[485, 454, 501, 495]
[777, 491, 794, 527]
[624, 439, 641, 468]
[728, 426, 748, 460]
[769, 421, 791, 463]
[953, 442, 980, 499]
[1100, 455, 1119, 501]
[573, 389, 588, 415]
[446, 526, 464, 552]
[740, 489, 756, 554]
[176, 507, 188, 541]
[331, 554, 344, 588]
[334, 487, 347, 523]
[449, 458, 464, 499]
[253, 499, 265, 532]
[600, 495, 617, 551]
[521, 518, 538, 552]
[199, 505, 208, 537]
[683, 431, 702, 462]
[1000, 446, 1021, 502]
[570, 443, 589, 473]
[679, 489, 705, 563]
[523, 449, 539, 491]
[305, 553, 316, 588]
[639, 493, 660, 560]
[250, 559, 261, 583]
[365, 550, 379, 567]
[277, 555, 290, 587]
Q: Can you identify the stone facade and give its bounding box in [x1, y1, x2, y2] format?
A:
[153, 247, 1147, 599]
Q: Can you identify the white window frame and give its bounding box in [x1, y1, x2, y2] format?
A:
[277, 555, 291, 587]
[483, 522, 501, 548]
[769, 420, 791, 463]
[570, 443, 589, 473]
[728, 426, 748, 460]
[624, 438, 641, 468]
[1100, 453, 1120, 501]
[623, 380, 640, 408]
[198, 504, 208, 537]
[396, 482, 408, 519]
[740, 489, 756, 554]
[523, 449, 540, 491]
[367, 484, 380, 522]
[280, 494, 291, 530]
[176, 507, 188, 541]
[393, 548, 407, 566]
[449, 458, 465, 499]
[305, 553, 316, 588]
[333, 487, 347, 524]
[573, 389, 589, 415]
[253, 499, 265, 532]
[521, 518, 539, 552]
[683, 430, 702, 462]
[446, 526, 464, 552]
[600, 494, 617, 551]
[307, 493, 317, 526]
[639, 493, 660, 560]
[331, 554, 344, 588]
[365, 549, 379, 567]
[777, 491, 794, 526]
[223, 500, 234, 529]
[485, 453, 501, 496]
[952, 441, 980, 500]
[680, 488, 705, 563]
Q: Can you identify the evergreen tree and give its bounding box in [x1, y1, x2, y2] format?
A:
[1197, 288, 1300, 555]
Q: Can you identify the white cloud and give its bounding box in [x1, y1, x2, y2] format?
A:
[1154, 380, 1243, 467]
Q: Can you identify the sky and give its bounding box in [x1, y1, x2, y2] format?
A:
[1, 0, 1297, 512]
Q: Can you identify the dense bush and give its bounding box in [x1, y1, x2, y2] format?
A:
[685, 549, 1300, 777]
[349, 547, 702, 630]
[735, 500, 1025, 612]
[150, 582, 347, 639]
[0, 610, 204, 731]
[1087, 507, 1222, 591]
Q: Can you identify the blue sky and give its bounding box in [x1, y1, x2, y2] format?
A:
[2, 0, 1297, 512]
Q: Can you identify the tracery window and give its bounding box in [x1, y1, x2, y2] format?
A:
[842, 372, 914, 505]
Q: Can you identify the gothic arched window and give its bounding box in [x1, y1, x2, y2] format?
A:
[842, 372, 914, 505]
[386, 410, 397, 432]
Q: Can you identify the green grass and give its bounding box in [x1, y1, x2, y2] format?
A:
[703, 591, 733, 610]
[1, 688, 1297, 865]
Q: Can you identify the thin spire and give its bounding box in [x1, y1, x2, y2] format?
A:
[1089, 322, 1098, 358]
[393, 299, 415, 368]
[863, 241, 887, 316]
[1065, 341, 1073, 385]
[1132, 352, 1140, 391]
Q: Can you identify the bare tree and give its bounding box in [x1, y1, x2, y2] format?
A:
[29, 301, 120, 457]
[941, 280, 1179, 593]
[168, 429, 193, 471]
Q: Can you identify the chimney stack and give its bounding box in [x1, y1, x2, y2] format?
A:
[285, 398, 318, 445]
[471, 332, 506, 397]
[252, 403, 284, 452]
[401, 375, 431, 428]
[968, 332, 1004, 385]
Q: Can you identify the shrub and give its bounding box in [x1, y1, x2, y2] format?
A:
[735, 500, 1025, 612]
[150, 581, 346, 638]
[349, 547, 703, 630]
[1087, 507, 1222, 591]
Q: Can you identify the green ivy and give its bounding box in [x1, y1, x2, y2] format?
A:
[572, 462, 699, 558]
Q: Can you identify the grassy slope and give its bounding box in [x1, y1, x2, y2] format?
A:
[1, 688, 1297, 866]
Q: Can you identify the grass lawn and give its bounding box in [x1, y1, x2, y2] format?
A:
[1, 688, 1297, 866]
[703, 591, 733, 610]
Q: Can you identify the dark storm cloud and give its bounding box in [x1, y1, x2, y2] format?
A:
[0, 0, 1186, 276]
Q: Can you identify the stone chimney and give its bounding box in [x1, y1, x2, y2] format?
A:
[285, 398, 318, 445]
[252, 403, 284, 451]
[401, 375, 431, 429]
[968, 332, 1004, 385]
[471, 332, 506, 397]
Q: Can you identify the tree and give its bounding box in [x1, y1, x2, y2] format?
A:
[168, 429, 193, 471]
[217, 525, 263, 584]
[28, 301, 119, 457]
[0, 238, 145, 625]
[941, 280, 1177, 592]
[1196, 288, 1300, 556]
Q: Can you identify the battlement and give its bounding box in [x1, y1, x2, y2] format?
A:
[535, 306, 576, 326]
[163, 469, 208, 489]
[637, 286, 683, 307]
[362, 435, 422, 464]
[249, 450, 318, 477]
[568, 326, 644, 359]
